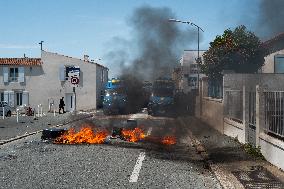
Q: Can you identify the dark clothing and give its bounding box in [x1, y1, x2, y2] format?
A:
[59, 98, 65, 114]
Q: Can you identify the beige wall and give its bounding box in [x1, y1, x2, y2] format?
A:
[196, 78, 224, 133]
[0, 51, 108, 112]
[200, 98, 224, 134]
[262, 49, 284, 73]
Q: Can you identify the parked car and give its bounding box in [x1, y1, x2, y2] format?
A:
[17, 104, 27, 114]
[0, 101, 12, 117]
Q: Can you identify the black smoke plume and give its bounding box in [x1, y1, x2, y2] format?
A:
[104, 5, 198, 81]
[104, 6, 200, 114]
[257, 0, 284, 38]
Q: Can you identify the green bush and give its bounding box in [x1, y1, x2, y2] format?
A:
[243, 143, 265, 160]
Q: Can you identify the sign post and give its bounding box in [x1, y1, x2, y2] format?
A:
[68, 68, 80, 113]
[68, 66, 80, 112]
[73, 87, 76, 112]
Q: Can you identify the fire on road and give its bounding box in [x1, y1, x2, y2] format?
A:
[0, 113, 222, 189]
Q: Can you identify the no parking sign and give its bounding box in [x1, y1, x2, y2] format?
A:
[68, 72, 80, 86]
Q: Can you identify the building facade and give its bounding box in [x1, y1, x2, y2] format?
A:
[261, 33, 284, 73]
[173, 50, 206, 93]
[0, 50, 108, 112]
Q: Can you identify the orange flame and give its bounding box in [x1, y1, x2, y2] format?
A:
[55, 126, 108, 144]
[121, 128, 146, 142]
[161, 136, 176, 145]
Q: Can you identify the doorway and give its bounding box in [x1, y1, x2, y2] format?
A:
[65, 93, 74, 112]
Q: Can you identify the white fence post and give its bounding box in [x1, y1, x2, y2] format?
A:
[16, 109, 19, 123]
[53, 106, 55, 116]
[255, 85, 260, 147]
[37, 105, 40, 117]
[2, 107, 4, 120]
[243, 85, 249, 143]
[40, 104, 43, 117]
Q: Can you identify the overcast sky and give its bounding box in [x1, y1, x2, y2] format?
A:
[0, 0, 265, 66]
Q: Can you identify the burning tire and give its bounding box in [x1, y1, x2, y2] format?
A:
[41, 128, 67, 140]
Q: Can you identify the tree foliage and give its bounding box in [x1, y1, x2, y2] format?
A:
[201, 25, 266, 79]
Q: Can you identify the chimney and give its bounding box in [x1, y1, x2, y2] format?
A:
[84, 55, 89, 62]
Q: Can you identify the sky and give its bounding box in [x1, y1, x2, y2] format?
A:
[0, 0, 261, 70]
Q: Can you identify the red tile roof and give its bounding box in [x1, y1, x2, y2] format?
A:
[0, 58, 42, 66]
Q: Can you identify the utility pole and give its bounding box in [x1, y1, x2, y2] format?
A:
[168, 19, 204, 92]
[39, 41, 44, 51]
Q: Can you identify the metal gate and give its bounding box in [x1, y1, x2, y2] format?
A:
[248, 91, 256, 146]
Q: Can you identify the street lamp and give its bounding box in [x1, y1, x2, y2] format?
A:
[168, 18, 204, 92]
[168, 18, 204, 62]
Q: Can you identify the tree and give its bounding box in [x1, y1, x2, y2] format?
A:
[201, 25, 266, 79]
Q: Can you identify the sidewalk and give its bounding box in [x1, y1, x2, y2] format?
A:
[178, 116, 284, 189]
[0, 111, 93, 141]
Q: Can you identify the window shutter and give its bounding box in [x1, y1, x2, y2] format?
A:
[19, 67, 25, 83]
[4, 91, 9, 103]
[9, 91, 14, 107]
[23, 91, 29, 106]
[59, 65, 65, 81]
[3, 67, 8, 83]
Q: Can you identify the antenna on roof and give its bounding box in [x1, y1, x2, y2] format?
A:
[39, 41, 44, 51]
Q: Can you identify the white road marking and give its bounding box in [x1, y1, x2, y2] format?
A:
[146, 127, 152, 136]
[129, 152, 146, 183]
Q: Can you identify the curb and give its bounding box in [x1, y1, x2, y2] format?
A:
[178, 117, 243, 189]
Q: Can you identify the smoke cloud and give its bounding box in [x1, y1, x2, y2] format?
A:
[257, 0, 284, 38]
[104, 5, 198, 81]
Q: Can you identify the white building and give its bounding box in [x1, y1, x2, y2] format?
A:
[173, 50, 206, 93]
[0, 50, 108, 112]
[261, 33, 284, 73]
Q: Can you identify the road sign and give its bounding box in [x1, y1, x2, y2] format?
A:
[71, 76, 79, 85]
[68, 72, 80, 86]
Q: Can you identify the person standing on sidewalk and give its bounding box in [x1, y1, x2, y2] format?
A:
[59, 97, 65, 114]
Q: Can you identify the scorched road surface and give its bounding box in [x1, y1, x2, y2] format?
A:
[0, 114, 222, 189]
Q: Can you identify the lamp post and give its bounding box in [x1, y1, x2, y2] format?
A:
[168, 18, 204, 91]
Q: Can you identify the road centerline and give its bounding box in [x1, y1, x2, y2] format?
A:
[129, 152, 146, 183]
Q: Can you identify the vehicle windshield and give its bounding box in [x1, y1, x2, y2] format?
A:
[105, 88, 125, 96]
[152, 80, 174, 97]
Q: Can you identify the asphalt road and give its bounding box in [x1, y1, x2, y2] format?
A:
[0, 113, 222, 189]
[0, 112, 92, 141]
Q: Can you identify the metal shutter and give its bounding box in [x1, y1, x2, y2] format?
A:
[3, 67, 8, 83]
[59, 65, 65, 81]
[23, 91, 29, 106]
[9, 91, 14, 107]
[4, 91, 9, 103]
[19, 67, 25, 83]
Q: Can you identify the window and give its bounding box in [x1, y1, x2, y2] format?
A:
[275, 55, 284, 73]
[9, 67, 18, 82]
[16, 92, 22, 106]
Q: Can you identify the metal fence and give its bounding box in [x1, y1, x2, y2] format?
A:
[225, 90, 243, 122]
[264, 91, 284, 138]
